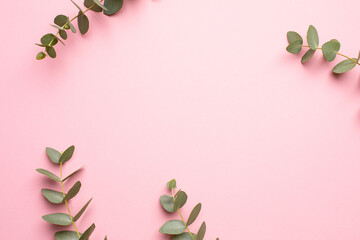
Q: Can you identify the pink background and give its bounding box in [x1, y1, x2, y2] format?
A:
[2, 0, 360, 239]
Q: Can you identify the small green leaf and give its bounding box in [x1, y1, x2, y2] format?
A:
[63, 167, 83, 182]
[322, 39, 340, 62]
[36, 168, 61, 182]
[59, 30, 68, 40]
[78, 12, 89, 35]
[167, 179, 177, 189]
[160, 195, 175, 212]
[64, 181, 81, 201]
[103, 0, 123, 16]
[332, 58, 357, 74]
[71, 0, 83, 12]
[55, 231, 80, 240]
[286, 40, 302, 54]
[42, 213, 72, 226]
[159, 220, 186, 235]
[69, 22, 77, 33]
[307, 25, 319, 50]
[59, 145, 75, 163]
[197, 222, 206, 240]
[41, 33, 58, 46]
[46, 147, 61, 164]
[54, 15, 69, 27]
[172, 233, 197, 240]
[301, 49, 316, 63]
[84, 0, 103, 12]
[187, 203, 201, 226]
[36, 52, 46, 60]
[46, 46, 57, 58]
[174, 191, 187, 210]
[287, 31, 302, 44]
[79, 223, 96, 240]
[51, 24, 64, 30]
[41, 189, 64, 204]
[73, 198, 93, 222]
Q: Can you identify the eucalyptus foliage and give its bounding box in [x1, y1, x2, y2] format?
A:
[286, 25, 360, 74]
[160, 179, 219, 240]
[36, 0, 124, 60]
[37, 145, 108, 240]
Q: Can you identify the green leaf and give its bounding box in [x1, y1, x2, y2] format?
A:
[160, 195, 175, 212]
[79, 223, 96, 240]
[322, 39, 340, 62]
[63, 167, 83, 182]
[90, 0, 108, 10]
[41, 189, 64, 204]
[301, 49, 316, 63]
[187, 203, 201, 226]
[59, 145, 75, 163]
[51, 24, 64, 30]
[41, 33, 58, 46]
[64, 181, 81, 201]
[71, 0, 83, 12]
[332, 58, 357, 74]
[54, 15, 70, 28]
[69, 22, 77, 33]
[172, 233, 197, 240]
[46, 46, 57, 58]
[42, 213, 72, 226]
[78, 12, 89, 35]
[59, 30, 68, 40]
[103, 0, 123, 16]
[197, 222, 206, 240]
[286, 40, 302, 54]
[46, 147, 61, 164]
[159, 220, 186, 235]
[307, 25, 319, 50]
[167, 179, 177, 189]
[36, 168, 61, 181]
[174, 191, 187, 210]
[55, 231, 80, 240]
[73, 198, 93, 222]
[287, 31, 302, 44]
[84, 0, 103, 12]
[36, 52, 46, 60]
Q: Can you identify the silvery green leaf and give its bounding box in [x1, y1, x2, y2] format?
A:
[103, 0, 123, 16]
[160, 195, 175, 212]
[159, 220, 186, 235]
[55, 231, 80, 240]
[286, 40, 302, 54]
[69, 22, 77, 33]
[36, 168, 61, 182]
[41, 189, 64, 204]
[322, 39, 340, 62]
[42, 213, 72, 226]
[78, 12, 89, 35]
[64, 181, 81, 201]
[197, 222, 206, 240]
[332, 58, 357, 74]
[63, 167, 83, 182]
[172, 233, 197, 240]
[46, 147, 61, 164]
[187, 203, 201, 226]
[79, 223, 96, 240]
[59, 145, 75, 163]
[174, 191, 187, 210]
[73, 198, 93, 222]
[301, 49, 316, 63]
[287, 31, 302, 44]
[307, 25, 319, 50]
[167, 179, 177, 189]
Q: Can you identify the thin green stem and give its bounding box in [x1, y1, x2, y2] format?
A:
[60, 162, 81, 238]
[171, 189, 197, 240]
[302, 45, 360, 66]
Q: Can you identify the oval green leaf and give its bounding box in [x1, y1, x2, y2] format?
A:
[78, 12, 89, 35]
[69, 22, 77, 33]
[42, 213, 72, 226]
[84, 0, 103, 12]
[36, 52, 46, 60]
[79, 223, 96, 240]
[172, 233, 197, 240]
[41, 33, 58, 46]
[286, 39, 302, 54]
[59, 30, 68, 40]
[55, 231, 80, 240]
[73, 198, 93, 222]
[103, 0, 123, 16]
[159, 220, 186, 235]
[167, 179, 177, 189]
[59, 145, 75, 163]
[287, 31, 302, 44]
[301, 49, 316, 63]
[46, 147, 61, 164]
[197, 222, 206, 240]
[64, 181, 81, 201]
[307, 25, 319, 50]
[36, 168, 61, 182]
[54, 15, 69, 27]
[332, 58, 357, 74]
[46, 46, 57, 58]
[187, 203, 201, 226]
[322, 39, 340, 62]
[174, 191, 187, 210]
[41, 189, 64, 204]
[160, 195, 175, 212]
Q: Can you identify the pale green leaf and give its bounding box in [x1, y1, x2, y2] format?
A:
[287, 31, 302, 44]
[301, 49, 316, 63]
[172, 233, 197, 240]
[55, 231, 80, 240]
[46, 147, 61, 164]
[42, 213, 72, 226]
[167, 179, 177, 189]
[332, 58, 357, 74]
[307, 25, 319, 50]
[41, 189, 64, 204]
[159, 220, 186, 235]
[286, 40, 302, 54]
[160, 195, 175, 212]
[36, 168, 61, 182]
[322, 39, 340, 62]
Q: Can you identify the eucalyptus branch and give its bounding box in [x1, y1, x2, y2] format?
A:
[36, 0, 124, 60]
[159, 179, 219, 240]
[286, 25, 360, 74]
[36, 145, 108, 240]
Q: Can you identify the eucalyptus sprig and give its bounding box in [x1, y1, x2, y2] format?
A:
[36, 0, 123, 60]
[36, 145, 108, 240]
[286, 25, 360, 74]
[159, 179, 219, 240]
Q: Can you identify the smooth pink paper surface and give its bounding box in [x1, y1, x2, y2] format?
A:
[2, 0, 360, 239]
